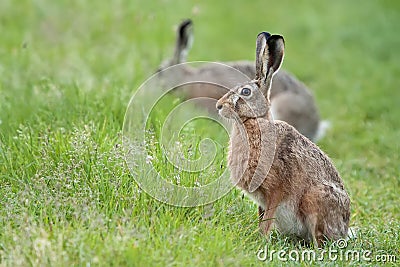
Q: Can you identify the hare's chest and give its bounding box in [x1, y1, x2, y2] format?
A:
[228, 139, 249, 186]
[228, 126, 261, 188]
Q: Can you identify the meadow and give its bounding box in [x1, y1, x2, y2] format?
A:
[0, 0, 399, 266]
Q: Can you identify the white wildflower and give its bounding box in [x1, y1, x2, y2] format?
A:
[146, 155, 154, 164]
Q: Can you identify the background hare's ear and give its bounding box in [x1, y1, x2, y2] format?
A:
[255, 32, 285, 100]
[173, 19, 194, 64]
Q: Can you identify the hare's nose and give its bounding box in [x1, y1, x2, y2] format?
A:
[216, 103, 223, 110]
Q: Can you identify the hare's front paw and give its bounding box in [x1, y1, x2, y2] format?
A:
[259, 216, 274, 237]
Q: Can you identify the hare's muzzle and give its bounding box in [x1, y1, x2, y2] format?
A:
[216, 97, 225, 111]
[216, 96, 235, 119]
[216, 98, 229, 113]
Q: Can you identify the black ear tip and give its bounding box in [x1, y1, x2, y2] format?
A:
[267, 34, 285, 46]
[180, 19, 193, 29]
[257, 32, 271, 39]
[178, 19, 193, 40]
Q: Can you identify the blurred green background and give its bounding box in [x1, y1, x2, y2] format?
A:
[0, 0, 399, 266]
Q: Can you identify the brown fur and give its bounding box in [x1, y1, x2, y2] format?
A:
[216, 32, 350, 247]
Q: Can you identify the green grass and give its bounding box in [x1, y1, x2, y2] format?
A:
[1, 0, 399, 266]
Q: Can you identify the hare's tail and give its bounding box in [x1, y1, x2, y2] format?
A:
[314, 120, 331, 142]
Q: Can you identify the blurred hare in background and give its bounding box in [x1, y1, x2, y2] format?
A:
[157, 19, 329, 142]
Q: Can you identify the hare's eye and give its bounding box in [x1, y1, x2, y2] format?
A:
[240, 87, 251, 96]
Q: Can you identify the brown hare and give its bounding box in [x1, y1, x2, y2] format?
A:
[158, 19, 327, 142]
[216, 32, 350, 247]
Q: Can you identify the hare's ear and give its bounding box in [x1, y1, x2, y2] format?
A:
[173, 19, 193, 64]
[255, 32, 285, 100]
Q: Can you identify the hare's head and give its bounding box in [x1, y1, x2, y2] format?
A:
[216, 32, 284, 120]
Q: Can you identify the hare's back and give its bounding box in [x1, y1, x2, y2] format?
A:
[272, 120, 343, 186]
